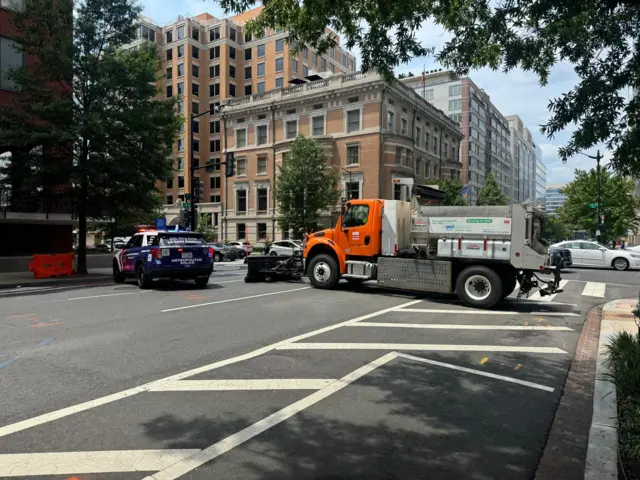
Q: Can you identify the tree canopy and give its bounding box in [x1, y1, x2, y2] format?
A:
[219, 0, 640, 175]
[424, 178, 467, 206]
[0, 0, 182, 272]
[558, 169, 640, 243]
[276, 135, 341, 238]
[476, 173, 510, 206]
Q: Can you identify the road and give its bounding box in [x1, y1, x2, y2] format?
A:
[0, 263, 637, 479]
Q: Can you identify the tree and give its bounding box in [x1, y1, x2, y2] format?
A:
[477, 173, 510, 206]
[424, 178, 467, 206]
[276, 135, 341, 239]
[542, 215, 571, 243]
[558, 169, 640, 243]
[196, 213, 217, 242]
[0, 0, 182, 273]
[222, 0, 640, 175]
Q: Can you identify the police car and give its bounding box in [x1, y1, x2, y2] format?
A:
[113, 229, 214, 288]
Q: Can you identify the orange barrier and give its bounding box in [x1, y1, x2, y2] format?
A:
[29, 253, 75, 279]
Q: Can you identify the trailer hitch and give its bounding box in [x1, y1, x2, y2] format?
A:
[517, 266, 563, 299]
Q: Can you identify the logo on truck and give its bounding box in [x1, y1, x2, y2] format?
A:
[445, 225, 455, 231]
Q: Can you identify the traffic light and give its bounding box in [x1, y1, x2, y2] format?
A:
[225, 152, 235, 177]
[182, 205, 192, 229]
[601, 214, 606, 223]
[192, 176, 204, 203]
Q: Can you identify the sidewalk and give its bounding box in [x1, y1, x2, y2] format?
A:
[534, 296, 639, 480]
[0, 268, 112, 290]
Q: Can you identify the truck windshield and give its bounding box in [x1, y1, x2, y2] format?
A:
[157, 234, 206, 246]
[342, 205, 370, 227]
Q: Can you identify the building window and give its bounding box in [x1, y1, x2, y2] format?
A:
[341, 53, 347, 67]
[177, 45, 184, 58]
[192, 120, 200, 134]
[401, 118, 408, 135]
[311, 115, 325, 136]
[416, 127, 421, 147]
[244, 31, 252, 42]
[193, 139, 199, 151]
[210, 101, 220, 112]
[257, 188, 268, 213]
[237, 158, 247, 176]
[244, 66, 252, 79]
[236, 190, 247, 212]
[302, 46, 308, 60]
[433, 136, 439, 155]
[258, 62, 265, 76]
[210, 64, 220, 78]
[387, 111, 395, 133]
[192, 83, 199, 95]
[346, 109, 360, 133]
[178, 138, 184, 151]
[210, 45, 220, 60]
[274, 57, 284, 73]
[302, 65, 308, 76]
[237, 223, 246, 239]
[166, 49, 173, 61]
[257, 223, 267, 239]
[209, 83, 220, 96]
[177, 157, 184, 170]
[275, 77, 284, 88]
[257, 125, 268, 145]
[257, 155, 267, 175]
[166, 85, 172, 97]
[210, 139, 221, 152]
[192, 46, 199, 59]
[210, 27, 220, 41]
[192, 102, 199, 115]
[167, 178, 174, 189]
[229, 83, 236, 97]
[166, 195, 173, 204]
[210, 176, 221, 189]
[229, 65, 236, 78]
[257, 44, 265, 57]
[177, 25, 185, 39]
[345, 182, 360, 200]
[291, 58, 298, 74]
[178, 176, 185, 188]
[449, 84, 462, 96]
[236, 128, 247, 148]
[191, 26, 199, 41]
[286, 120, 297, 139]
[257, 81, 265, 94]
[210, 195, 221, 203]
[211, 120, 220, 134]
[448, 99, 462, 111]
[140, 25, 155, 42]
[275, 38, 287, 52]
[192, 64, 199, 77]
[422, 89, 434, 101]
[321, 57, 327, 70]
[245, 48, 252, 61]
[228, 27, 237, 42]
[177, 101, 184, 113]
[395, 146, 402, 164]
[229, 46, 236, 59]
[346, 145, 359, 165]
[244, 84, 252, 96]
[177, 63, 184, 77]
[165, 31, 173, 43]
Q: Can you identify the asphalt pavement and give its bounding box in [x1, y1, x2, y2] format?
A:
[0, 263, 638, 479]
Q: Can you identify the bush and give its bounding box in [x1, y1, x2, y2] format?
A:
[605, 332, 640, 478]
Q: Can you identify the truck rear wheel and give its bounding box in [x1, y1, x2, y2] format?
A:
[455, 265, 502, 308]
[308, 254, 340, 289]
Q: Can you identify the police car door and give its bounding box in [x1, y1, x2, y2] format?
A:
[122, 234, 143, 273]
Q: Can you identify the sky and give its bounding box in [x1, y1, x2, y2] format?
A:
[139, 0, 610, 186]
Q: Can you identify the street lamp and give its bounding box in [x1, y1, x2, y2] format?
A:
[576, 150, 604, 243]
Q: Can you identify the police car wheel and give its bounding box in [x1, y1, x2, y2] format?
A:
[136, 265, 151, 289]
[112, 261, 125, 284]
[194, 276, 209, 288]
[214, 253, 222, 262]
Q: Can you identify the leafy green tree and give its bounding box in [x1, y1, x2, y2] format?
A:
[196, 213, 217, 242]
[541, 215, 571, 243]
[222, 0, 640, 175]
[424, 178, 467, 206]
[476, 173, 510, 206]
[276, 135, 341, 239]
[0, 0, 182, 273]
[558, 169, 640, 243]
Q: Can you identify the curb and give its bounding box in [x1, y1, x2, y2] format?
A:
[584, 297, 638, 480]
[0, 275, 112, 290]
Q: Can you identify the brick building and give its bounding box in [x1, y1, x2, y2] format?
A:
[0, 0, 73, 255]
[200, 70, 462, 242]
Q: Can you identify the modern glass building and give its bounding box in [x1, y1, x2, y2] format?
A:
[545, 183, 567, 215]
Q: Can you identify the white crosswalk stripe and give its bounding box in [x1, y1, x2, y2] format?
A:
[581, 282, 606, 297]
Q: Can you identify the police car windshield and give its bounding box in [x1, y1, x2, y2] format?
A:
[157, 234, 206, 246]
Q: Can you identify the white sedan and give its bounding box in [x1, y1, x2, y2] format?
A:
[269, 240, 302, 256]
[551, 240, 640, 271]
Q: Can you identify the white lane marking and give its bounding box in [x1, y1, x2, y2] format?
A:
[351, 322, 573, 331]
[67, 291, 152, 301]
[0, 449, 200, 476]
[144, 353, 399, 480]
[582, 282, 606, 297]
[502, 298, 578, 307]
[396, 353, 555, 392]
[148, 379, 337, 391]
[396, 308, 579, 317]
[526, 279, 569, 302]
[0, 299, 422, 438]
[277, 343, 568, 354]
[161, 287, 311, 312]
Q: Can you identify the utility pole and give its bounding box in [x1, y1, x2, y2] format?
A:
[579, 150, 603, 243]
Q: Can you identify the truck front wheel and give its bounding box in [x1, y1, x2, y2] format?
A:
[455, 265, 503, 308]
[308, 254, 340, 289]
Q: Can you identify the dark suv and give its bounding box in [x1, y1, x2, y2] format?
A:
[549, 246, 572, 269]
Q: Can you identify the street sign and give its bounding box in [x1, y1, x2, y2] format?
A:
[155, 218, 166, 230]
[182, 202, 190, 209]
[588, 203, 599, 208]
[596, 229, 601, 236]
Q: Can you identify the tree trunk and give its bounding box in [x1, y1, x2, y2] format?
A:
[76, 143, 89, 275]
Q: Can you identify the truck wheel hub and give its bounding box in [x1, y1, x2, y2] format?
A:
[465, 275, 491, 301]
[314, 262, 331, 283]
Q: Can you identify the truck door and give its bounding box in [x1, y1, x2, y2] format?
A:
[339, 202, 376, 257]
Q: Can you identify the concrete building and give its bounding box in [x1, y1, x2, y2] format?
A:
[192, 70, 463, 242]
[506, 115, 537, 203]
[129, 7, 357, 221]
[534, 144, 546, 207]
[1, 0, 74, 255]
[545, 183, 567, 215]
[400, 70, 512, 205]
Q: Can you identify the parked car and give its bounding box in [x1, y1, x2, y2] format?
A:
[209, 243, 239, 262]
[551, 240, 640, 271]
[227, 241, 253, 255]
[269, 240, 302, 256]
[548, 246, 572, 269]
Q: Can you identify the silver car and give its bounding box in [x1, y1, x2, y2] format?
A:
[269, 240, 302, 256]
